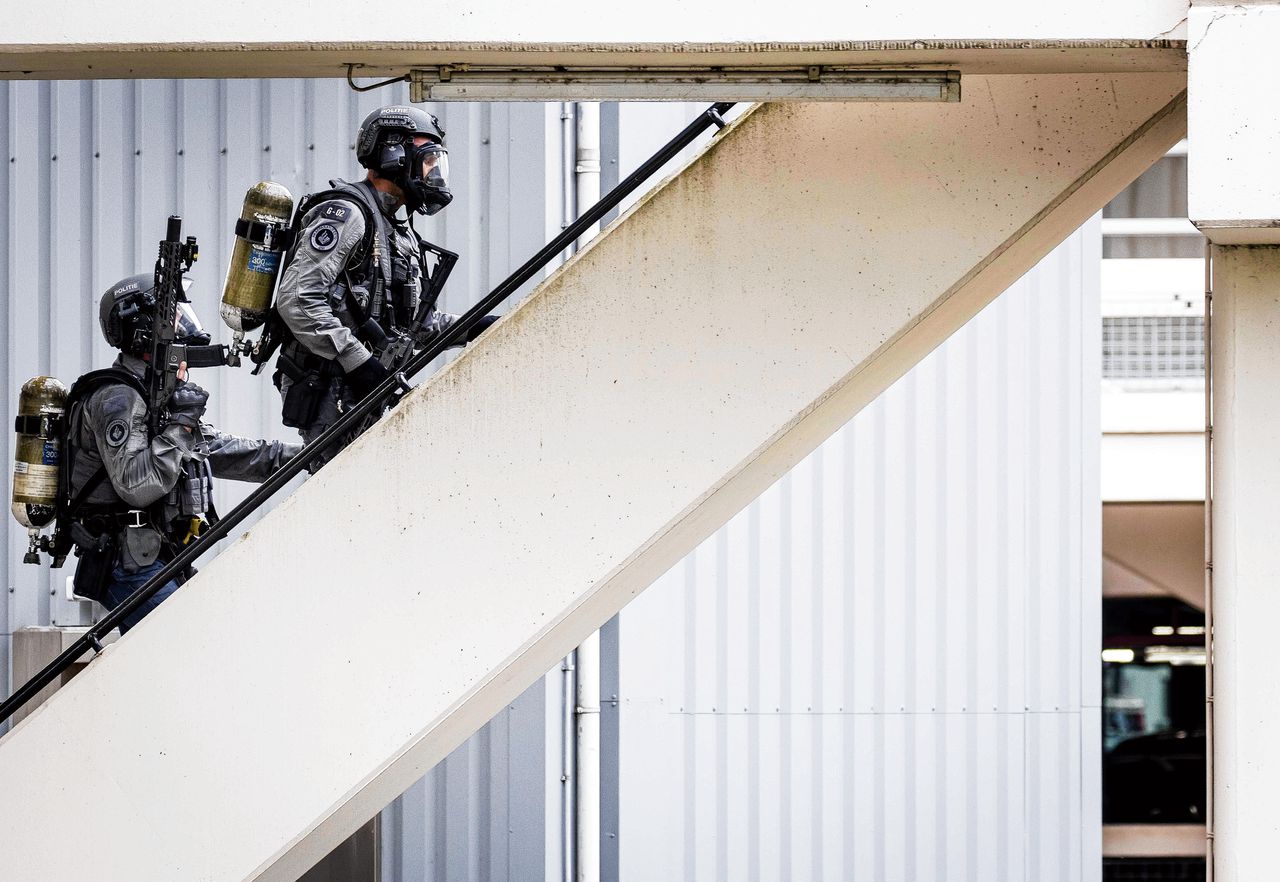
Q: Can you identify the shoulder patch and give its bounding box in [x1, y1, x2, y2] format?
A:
[321, 203, 350, 222]
[105, 419, 129, 448]
[309, 222, 340, 252]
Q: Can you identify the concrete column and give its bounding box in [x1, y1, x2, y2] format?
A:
[1190, 6, 1280, 875]
[1210, 245, 1280, 881]
[1189, 2, 1280, 243]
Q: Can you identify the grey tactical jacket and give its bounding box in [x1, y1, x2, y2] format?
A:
[70, 354, 301, 515]
[275, 178, 458, 371]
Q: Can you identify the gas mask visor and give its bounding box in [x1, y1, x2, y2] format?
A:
[174, 298, 231, 368]
[175, 301, 210, 347]
[408, 143, 453, 216]
[415, 143, 449, 188]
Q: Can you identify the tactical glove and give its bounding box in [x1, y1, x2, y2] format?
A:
[167, 381, 209, 429]
[466, 314, 500, 343]
[344, 356, 392, 401]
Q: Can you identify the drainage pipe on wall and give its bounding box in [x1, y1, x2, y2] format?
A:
[561, 651, 577, 882]
[559, 100, 580, 882]
[557, 100, 603, 882]
[573, 101, 603, 882]
[1203, 240, 1216, 881]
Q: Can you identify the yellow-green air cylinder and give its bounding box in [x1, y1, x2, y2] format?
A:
[11, 376, 68, 529]
[220, 181, 294, 334]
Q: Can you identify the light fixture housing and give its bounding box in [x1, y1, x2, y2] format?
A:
[409, 67, 960, 103]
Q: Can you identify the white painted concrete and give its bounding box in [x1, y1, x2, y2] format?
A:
[1102, 390, 1204, 434]
[0, 2, 1187, 80]
[1103, 433, 1205, 502]
[1209, 245, 1280, 882]
[1101, 386, 1204, 504]
[0, 75, 1185, 881]
[4, 1, 1190, 45]
[1189, 2, 1280, 243]
[1102, 257, 1203, 316]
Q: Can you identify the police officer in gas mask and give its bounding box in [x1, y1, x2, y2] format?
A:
[66, 275, 301, 632]
[272, 106, 497, 461]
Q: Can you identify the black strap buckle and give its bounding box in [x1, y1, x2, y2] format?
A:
[14, 413, 63, 436]
[124, 510, 149, 529]
[234, 217, 294, 251]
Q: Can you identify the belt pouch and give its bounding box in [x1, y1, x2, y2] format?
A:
[278, 350, 329, 429]
[72, 539, 115, 603]
[120, 525, 162, 573]
[282, 372, 328, 429]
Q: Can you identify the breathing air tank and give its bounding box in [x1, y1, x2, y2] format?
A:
[11, 376, 68, 531]
[221, 181, 294, 361]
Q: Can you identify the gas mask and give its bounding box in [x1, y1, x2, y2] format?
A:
[99, 275, 226, 368]
[400, 141, 453, 216]
[357, 106, 453, 217]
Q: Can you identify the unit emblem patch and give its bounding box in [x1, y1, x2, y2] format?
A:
[106, 419, 129, 448]
[310, 223, 339, 252]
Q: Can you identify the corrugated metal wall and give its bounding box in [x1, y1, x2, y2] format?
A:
[614, 223, 1102, 882]
[0, 77, 564, 623]
[4, 82, 1100, 881]
[0, 78, 570, 877]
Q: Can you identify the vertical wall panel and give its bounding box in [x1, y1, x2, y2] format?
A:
[615, 221, 1102, 881]
[4, 81, 1102, 882]
[0, 78, 11, 699]
[0, 79, 569, 880]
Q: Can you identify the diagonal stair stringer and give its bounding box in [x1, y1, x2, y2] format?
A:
[0, 73, 1184, 881]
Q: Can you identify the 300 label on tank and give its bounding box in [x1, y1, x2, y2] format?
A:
[247, 249, 281, 275]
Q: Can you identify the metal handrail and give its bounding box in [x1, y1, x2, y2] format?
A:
[0, 102, 736, 730]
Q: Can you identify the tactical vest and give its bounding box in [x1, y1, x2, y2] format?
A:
[255, 179, 419, 373]
[297, 179, 418, 333]
[64, 367, 148, 516]
[66, 367, 213, 544]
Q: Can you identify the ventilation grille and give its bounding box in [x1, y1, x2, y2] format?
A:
[1103, 316, 1204, 379]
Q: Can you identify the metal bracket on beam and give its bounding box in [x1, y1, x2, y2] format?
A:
[409, 67, 960, 103]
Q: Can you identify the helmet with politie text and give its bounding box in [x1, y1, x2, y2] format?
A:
[98, 273, 209, 356]
[356, 105, 453, 217]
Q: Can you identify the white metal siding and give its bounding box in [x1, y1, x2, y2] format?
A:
[3, 84, 1101, 881]
[615, 223, 1102, 882]
[0, 78, 566, 879]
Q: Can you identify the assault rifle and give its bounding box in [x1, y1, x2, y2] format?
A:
[145, 216, 202, 434]
[376, 239, 459, 376]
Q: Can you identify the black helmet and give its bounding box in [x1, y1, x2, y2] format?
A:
[355, 105, 453, 216]
[98, 273, 208, 356]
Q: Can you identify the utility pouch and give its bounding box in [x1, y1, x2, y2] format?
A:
[172, 462, 213, 517]
[71, 539, 115, 603]
[277, 350, 329, 429]
[390, 251, 411, 286]
[281, 371, 327, 429]
[120, 525, 162, 573]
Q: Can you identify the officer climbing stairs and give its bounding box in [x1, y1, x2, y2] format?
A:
[0, 72, 1185, 882]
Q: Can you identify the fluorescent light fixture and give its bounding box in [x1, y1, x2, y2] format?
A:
[1151, 625, 1175, 636]
[1102, 648, 1136, 663]
[410, 67, 960, 103]
[1176, 625, 1206, 636]
[1145, 645, 1207, 666]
